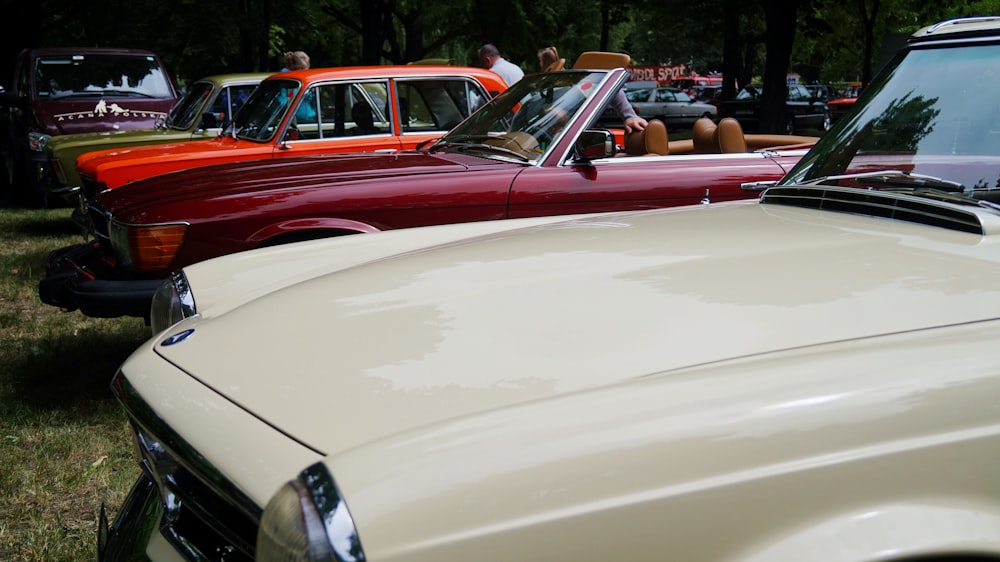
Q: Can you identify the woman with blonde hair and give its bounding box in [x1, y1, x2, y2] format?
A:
[537, 46, 565, 72]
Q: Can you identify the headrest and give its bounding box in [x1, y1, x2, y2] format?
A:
[573, 51, 631, 70]
[714, 117, 746, 153]
[624, 119, 669, 156]
[545, 58, 566, 72]
[692, 118, 717, 153]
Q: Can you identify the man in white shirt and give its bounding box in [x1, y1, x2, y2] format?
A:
[478, 44, 524, 86]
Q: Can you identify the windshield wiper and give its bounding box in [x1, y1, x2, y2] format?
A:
[802, 170, 965, 192]
[49, 91, 104, 99]
[801, 169, 1000, 212]
[99, 89, 157, 98]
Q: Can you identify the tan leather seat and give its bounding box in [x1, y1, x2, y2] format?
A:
[692, 118, 717, 153]
[714, 117, 747, 153]
[625, 119, 669, 156]
[573, 51, 631, 70]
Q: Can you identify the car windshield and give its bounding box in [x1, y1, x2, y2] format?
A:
[782, 42, 1000, 204]
[662, 88, 692, 102]
[34, 53, 174, 99]
[626, 88, 653, 103]
[165, 81, 213, 130]
[229, 79, 298, 142]
[431, 70, 610, 163]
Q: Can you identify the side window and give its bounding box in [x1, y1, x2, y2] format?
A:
[222, 85, 256, 118]
[396, 79, 490, 133]
[346, 81, 390, 136]
[288, 80, 390, 140]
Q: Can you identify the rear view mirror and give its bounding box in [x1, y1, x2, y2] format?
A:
[573, 129, 616, 162]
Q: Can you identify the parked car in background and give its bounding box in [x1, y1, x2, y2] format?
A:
[828, 82, 863, 122]
[39, 67, 817, 322]
[803, 83, 838, 102]
[718, 83, 831, 134]
[95, 18, 1000, 562]
[0, 47, 179, 205]
[692, 84, 722, 104]
[621, 84, 717, 128]
[72, 65, 508, 199]
[45, 72, 269, 207]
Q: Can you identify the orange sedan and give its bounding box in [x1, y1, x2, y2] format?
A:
[75, 65, 507, 198]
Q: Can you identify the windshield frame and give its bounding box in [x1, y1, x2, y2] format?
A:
[430, 69, 617, 165]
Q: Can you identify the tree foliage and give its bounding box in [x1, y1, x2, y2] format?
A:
[0, 0, 994, 101]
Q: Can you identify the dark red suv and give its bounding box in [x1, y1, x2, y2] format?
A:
[1, 47, 179, 205]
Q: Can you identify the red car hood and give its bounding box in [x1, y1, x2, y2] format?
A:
[32, 97, 173, 135]
[97, 150, 504, 213]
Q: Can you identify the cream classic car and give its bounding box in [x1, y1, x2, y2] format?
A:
[99, 18, 1000, 562]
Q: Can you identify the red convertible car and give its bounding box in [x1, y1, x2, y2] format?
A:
[40, 67, 817, 321]
[73, 65, 508, 198]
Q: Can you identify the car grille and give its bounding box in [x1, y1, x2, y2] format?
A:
[112, 372, 262, 561]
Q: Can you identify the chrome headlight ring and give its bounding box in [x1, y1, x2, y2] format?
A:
[257, 462, 366, 562]
[27, 131, 52, 152]
[149, 270, 197, 335]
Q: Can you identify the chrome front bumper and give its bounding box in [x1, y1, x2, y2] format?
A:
[97, 475, 161, 561]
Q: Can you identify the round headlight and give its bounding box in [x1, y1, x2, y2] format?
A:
[257, 463, 365, 562]
[27, 131, 51, 152]
[149, 270, 196, 334]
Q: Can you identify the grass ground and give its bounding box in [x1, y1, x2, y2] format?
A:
[0, 202, 149, 561]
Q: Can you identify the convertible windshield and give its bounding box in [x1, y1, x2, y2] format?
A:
[782, 42, 1000, 203]
[432, 70, 610, 163]
[230, 79, 299, 142]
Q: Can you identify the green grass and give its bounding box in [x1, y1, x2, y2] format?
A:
[0, 203, 149, 562]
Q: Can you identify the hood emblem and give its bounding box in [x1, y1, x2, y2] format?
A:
[161, 328, 195, 347]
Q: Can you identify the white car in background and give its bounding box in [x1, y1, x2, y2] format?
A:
[625, 83, 718, 127]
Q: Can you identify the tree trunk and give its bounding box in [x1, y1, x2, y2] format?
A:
[858, 0, 880, 86]
[759, 0, 800, 133]
[721, 0, 741, 101]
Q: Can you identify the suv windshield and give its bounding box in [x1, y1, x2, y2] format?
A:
[782, 42, 1000, 204]
[35, 53, 173, 99]
[432, 70, 610, 163]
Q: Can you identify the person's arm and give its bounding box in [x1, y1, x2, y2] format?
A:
[611, 89, 647, 133]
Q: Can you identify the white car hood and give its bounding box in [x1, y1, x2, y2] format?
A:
[153, 201, 1000, 455]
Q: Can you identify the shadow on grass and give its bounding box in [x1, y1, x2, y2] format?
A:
[13, 214, 81, 239]
[0, 201, 81, 239]
[5, 324, 149, 412]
